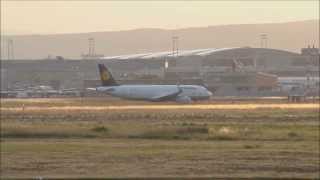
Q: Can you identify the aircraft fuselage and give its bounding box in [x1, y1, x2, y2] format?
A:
[96, 84, 212, 101]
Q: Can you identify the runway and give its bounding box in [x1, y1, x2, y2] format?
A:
[2, 103, 319, 111]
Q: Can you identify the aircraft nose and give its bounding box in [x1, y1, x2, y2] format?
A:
[207, 90, 213, 96]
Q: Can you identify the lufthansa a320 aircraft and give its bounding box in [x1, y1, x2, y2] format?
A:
[92, 64, 212, 103]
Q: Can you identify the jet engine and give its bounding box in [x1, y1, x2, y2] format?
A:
[175, 95, 192, 103]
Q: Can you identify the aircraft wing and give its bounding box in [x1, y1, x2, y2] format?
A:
[150, 88, 182, 101]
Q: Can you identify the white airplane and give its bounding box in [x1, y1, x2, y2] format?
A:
[91, 64, 212, 103]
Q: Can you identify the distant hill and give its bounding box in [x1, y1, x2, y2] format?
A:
[1, 20, 319, 59]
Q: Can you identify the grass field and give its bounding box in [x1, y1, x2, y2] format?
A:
[1, 97, 319, 178]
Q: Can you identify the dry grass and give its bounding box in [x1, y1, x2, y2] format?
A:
[2, 138, 319, 178]
[2, 120, 318, 142]
[1, 97, 319, 178]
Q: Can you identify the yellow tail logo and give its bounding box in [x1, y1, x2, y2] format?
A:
[101, 70, 110, 81]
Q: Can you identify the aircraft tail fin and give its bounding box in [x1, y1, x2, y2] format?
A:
[98, 64, 118, 86]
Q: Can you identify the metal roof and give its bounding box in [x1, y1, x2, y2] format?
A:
[101, 47, 240, 60]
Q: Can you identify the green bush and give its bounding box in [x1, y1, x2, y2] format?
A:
[177, 126, 208, 134]
[208, 135, 238, 141]
[243, 144, 261, 149]
[287, 131, 299, 138]
[91, 126, 109, 133]
[128, 126, 208, 140]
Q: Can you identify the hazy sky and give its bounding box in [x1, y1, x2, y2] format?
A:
[1, 1, 319, 35]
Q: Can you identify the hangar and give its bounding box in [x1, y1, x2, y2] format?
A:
[101, 46, 318, 78]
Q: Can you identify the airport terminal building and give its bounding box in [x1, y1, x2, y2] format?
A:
[1, 46, 319, 97]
